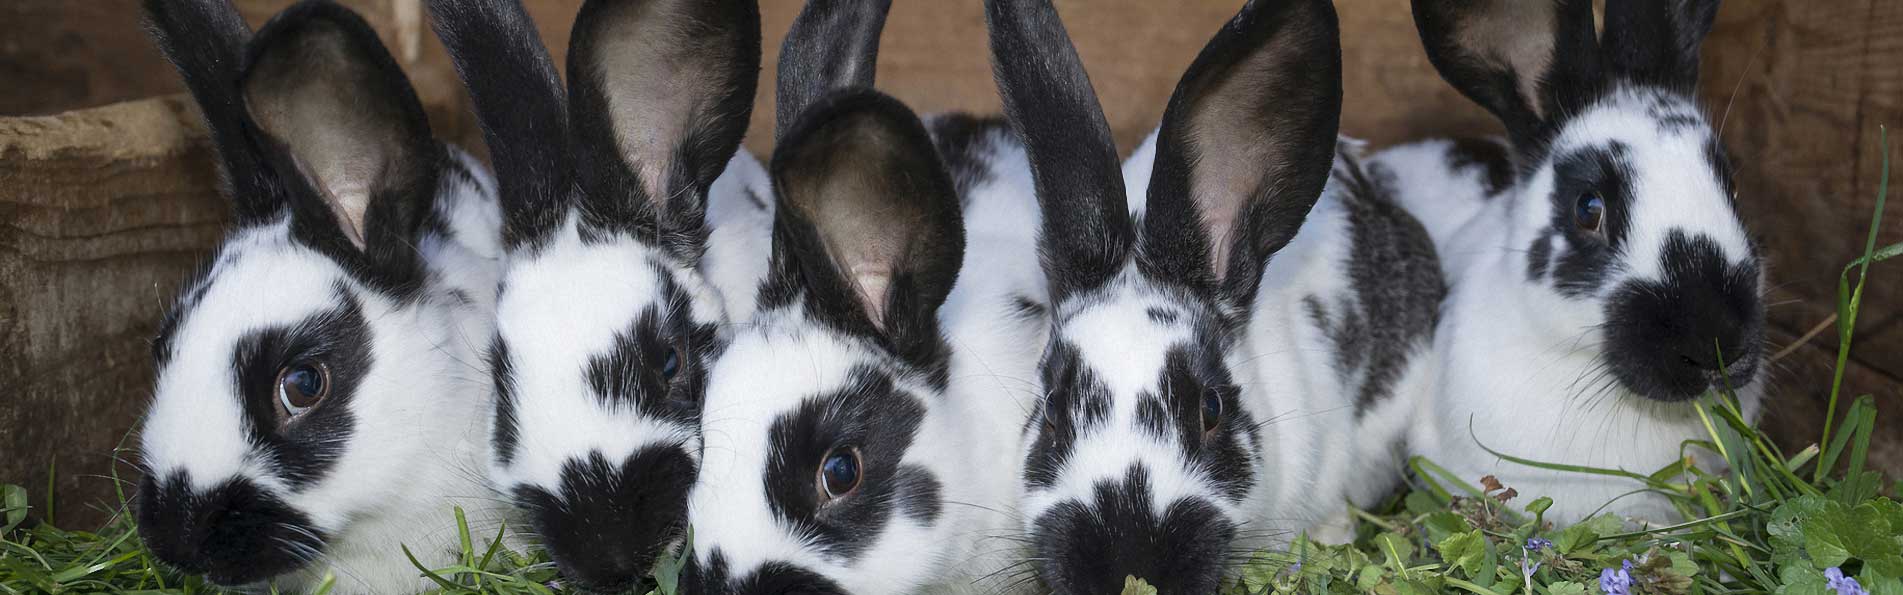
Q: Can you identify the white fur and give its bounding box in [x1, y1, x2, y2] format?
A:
[1378, 87, 1764, 524]
[690, 121, 1048, 594]
[141, 149, 508, 594]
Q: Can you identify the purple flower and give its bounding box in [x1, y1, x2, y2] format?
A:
[1825, 567, 1868, 595]
[1525, 537, 1553, 552]
[1599, 560, 1634, 595]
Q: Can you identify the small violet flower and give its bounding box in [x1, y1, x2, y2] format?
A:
[1599, 560, 1635, 595]
[1525, 537, 1553, 552]
[1825, 567, 1868, 595]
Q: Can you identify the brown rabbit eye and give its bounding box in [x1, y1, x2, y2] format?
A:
[276, 362, 330, 417]
[1201, 388, 1223, 434]
[817, 446, 863, 502]
[1575, 192, 1606, 234]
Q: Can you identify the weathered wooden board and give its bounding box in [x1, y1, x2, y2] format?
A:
[0, 97, 226, 526]
[0, 0, 1896, 529]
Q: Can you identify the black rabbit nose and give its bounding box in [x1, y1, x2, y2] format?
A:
[1033, 465, 1235, 595]
[523, 446, 698, 592]
[135, 471, 323, 585]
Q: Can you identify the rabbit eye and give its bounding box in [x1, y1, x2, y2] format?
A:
[1574, 192, 1606, 235]
[276, 362, 330, 417]
[817, 446, 863, 502]
[661, 345, 683, 382]
[1200, 388, 1223, 434]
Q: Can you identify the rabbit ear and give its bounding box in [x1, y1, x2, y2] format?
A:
[1143, 0, 1341, 305]
[565, 0, 760, 250]
[1601, 0, 1719, 91]
[767, 90, 963, 370]
[143, 0, 277, 222]
[427, 0, 571, 246]
[984, 0, 1132, 302]
[776, 0, 893, 142]
[242, 1, 439, 257]
[1411, 0, 1601, 147]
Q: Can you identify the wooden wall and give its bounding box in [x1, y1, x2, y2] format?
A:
[1, 0, 1896, 529]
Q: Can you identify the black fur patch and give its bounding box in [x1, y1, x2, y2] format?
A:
[581, 265, 718, 428]
[1526, 231, 1556, 282]
[1546, 142, 1637, 298]
[761, 366, 937, 563]
[227, 289, 371, 489]
[927, 113, 1010, 205]
[136, 472, 325, 586]
[1145, 307, 1179, 324]
[1024, 341, 1113, 490]
[685, 552, 850, 595]
[1152, 348, 1254, 503]
[1602, 231, 1762, 401]
[1326, 157, 1446, 416]
[1134, 394, 1172, 439]
[1030, 465, 1233, 595]
[1013, 294, 1050, 321]
[516, 447, 697, 592]
[892, 465, 944, 524]
[1444, 137, 1515, 196]
[488, 337, 521, 466]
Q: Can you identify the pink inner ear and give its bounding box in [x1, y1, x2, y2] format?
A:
[849, 267, 894, 332]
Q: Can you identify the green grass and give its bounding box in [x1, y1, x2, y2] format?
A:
[4, 129, 1900, 595]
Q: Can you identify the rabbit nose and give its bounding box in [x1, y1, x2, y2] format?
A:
[134, 471, 322, 585]
[523, 446, 697, 592]
[1033, 465, 1235, 595]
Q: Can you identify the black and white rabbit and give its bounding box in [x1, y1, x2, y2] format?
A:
[680, 1, 1050, 593]
[136, 1, 507, 592]
[426, 0, 772, 589]
[990, 0, 1447, 592]
[1375, 0, 1764, 524]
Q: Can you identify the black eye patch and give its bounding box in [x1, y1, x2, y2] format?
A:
[1024, 340, 1112, 490]
[581, 260, 717, 427]
[761, 366, 935, 563]
[1544, 142, 1637, 297]
[1152, 348, 1254, 503]
[227, 286, 370, 489]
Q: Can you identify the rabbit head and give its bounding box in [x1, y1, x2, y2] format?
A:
[986, 0, 1343, 592]
[1413, 0, 1764, 402]
[428, 0, 760, 589]
[137, 0, 503, 590]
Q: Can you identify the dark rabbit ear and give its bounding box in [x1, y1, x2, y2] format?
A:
[776, 0, 893, 142]
[566, 0, 760, 250]
[768, 90, 964, 371]
[1143, 0, 1342, 305]
[984, 0, 1132, 302]
[242, 1, 440, 257]
[427, 0, 571, 247]
[143, 0, 276, 222]
[1601, 0, 1719, 91]
[1411, 0, 1600, 147]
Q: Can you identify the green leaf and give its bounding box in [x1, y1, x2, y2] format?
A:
[652, 527, 691, 595]
[1423, 512, 1475, 544]
[1, 485, 26, 535]
[1121, 575, 1159, 595]
[1435, 530, 1487, 577]
[1777, 564, 1830, 595]
[1545, 581, 1588, 595]
[1375, 532, 1416, 571]
[1524, 497, 1553, 517]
